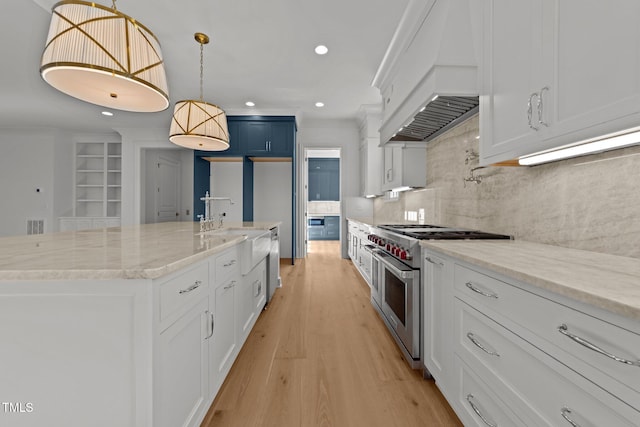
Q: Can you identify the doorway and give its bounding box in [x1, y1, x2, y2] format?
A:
[303, 148, 341, 257]
[143, 149, 182, 224]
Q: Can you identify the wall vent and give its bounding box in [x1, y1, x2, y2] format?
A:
[27, 219, 45, 235]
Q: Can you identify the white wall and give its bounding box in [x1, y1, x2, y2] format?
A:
[118, 128, 193, 225]
[210, 161, 243, 222]
[253, 162, 292, 258]
[296, 118, 361, 258]
[0, 129, 77, 236]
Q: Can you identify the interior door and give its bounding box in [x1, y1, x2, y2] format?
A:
[156, 154, 181, 222]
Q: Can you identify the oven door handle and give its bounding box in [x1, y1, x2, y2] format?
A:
[374, 252, 415, 279]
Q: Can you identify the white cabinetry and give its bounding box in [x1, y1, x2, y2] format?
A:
[424, 249, 640, 426]
[156, 261, 210, 427]
[480, 0, 640, 165]
[360, 137, 382, 198]
[381, 145, 426, 192]
[157, 298, 209, 427]
[357, 106, 383, 198]
[238, 258, 267, 345]
[422, 251, 454, 399]
[209, 246, 240, 399]
[347, 220, 373, 287]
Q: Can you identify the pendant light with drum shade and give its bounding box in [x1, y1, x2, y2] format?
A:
[169, 33, 229, 151]
[40, 0, 169, 112]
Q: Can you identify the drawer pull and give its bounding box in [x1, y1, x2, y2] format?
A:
[465, 282, 498, 299]
[223, 280, 237, 290]
[560, 407, 581, 427]
[558, 324, 640, 367]
[467, 333, 500, 357]
[223, 259, 237, 267]
[179, 280, 202, 294]
[425, 256, 444, 266]
[466, 394, 497, 427]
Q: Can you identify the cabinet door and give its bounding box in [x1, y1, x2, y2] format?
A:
[423, 252, 454, 396]
[210, 276, 238, 398]
[157, 298, 209, 427]
[268, 122, 294, 155]
[382, 146, 402, 190]
[541, 0, 640, 148]
[480, 0, 544, 164]
[244, 121, 270, 154]
[224, 120, 243, 155]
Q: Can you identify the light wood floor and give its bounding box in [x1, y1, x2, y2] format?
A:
[201, 241, 462, 427]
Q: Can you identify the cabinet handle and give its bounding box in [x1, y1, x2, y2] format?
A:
[557, 324, 640, 367]
[560, 407, 581, 427]
[527, 92, 539, 130]
[537, 86, 549, 127]
[465, 282, 498, 299]
[223, 280, 237, 290]
[205, 310, 215, 340]
[466, 394, 497, 427]
[223, 260, 236, 267]
[467, 332, 500, 357]
[424, 256, 444, 266]
[179, 280, 202, 294]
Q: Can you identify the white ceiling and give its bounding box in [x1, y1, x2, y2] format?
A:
[0, 0, 408, 133]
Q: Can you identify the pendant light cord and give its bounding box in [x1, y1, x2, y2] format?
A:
[199, 41, 204, 102]
[112, 0, 117, 10]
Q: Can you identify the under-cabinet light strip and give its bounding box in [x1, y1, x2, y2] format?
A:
[518, 128, 640, 165]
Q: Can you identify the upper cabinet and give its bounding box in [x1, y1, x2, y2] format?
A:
[242, 120, 294, 157]
[381, 144, 427, 192]
[308, 158, 339, 201]
[480, 0, 640, 165]
[357, 106, 383, 198]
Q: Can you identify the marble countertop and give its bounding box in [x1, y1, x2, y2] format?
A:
[421, 240, 640, 321]
[0, 221, 280, 281]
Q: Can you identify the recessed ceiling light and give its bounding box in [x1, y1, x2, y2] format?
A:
[314, 45, 328, 55]
[315, 102, 325, 108]
[101, 111, 113, 116]
[245, 101, 255, 107]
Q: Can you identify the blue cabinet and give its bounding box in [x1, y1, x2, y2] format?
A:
[308, 158, 339, 201]
[243, 120, 294, 156]
[308, 216, 339, 241]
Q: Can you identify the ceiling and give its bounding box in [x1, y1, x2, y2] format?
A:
[0, 0, 408, 133]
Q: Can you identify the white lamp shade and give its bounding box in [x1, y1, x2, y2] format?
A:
[40, 1, 169, 112]
[169, 100, 230, 151]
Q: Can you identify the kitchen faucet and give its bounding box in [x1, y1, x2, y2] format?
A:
[199, 191, 235, 232]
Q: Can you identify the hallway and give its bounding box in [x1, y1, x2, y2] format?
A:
[202, 241, 461, 426]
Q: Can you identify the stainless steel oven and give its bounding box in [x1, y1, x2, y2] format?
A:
[372, 249, 420, 368]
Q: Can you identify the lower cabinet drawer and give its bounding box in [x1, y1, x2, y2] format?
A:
[454, 355, 527, 427]
[454, 263, 640, 408]
[214, 247, 239, 284]
[455, 298, 640, 427]
[159, 261, 208, 323]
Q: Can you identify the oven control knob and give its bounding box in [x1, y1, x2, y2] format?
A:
[379, 240, 385, 247]
[386, 243, 392, 251]
[393, 246, 401, 256]
[400, 250, 408, 260]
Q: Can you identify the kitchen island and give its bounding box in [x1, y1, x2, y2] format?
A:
[0, 221, 279, 427]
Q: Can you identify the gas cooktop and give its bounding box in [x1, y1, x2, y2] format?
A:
[378, 224, 511, 240]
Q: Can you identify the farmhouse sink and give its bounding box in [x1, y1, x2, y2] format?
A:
[209, 228, 271, 275]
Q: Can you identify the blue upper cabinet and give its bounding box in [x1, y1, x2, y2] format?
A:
[308, 158, 339, 201]
[224, 120, 242, 155]
[243, 119, 294, 156]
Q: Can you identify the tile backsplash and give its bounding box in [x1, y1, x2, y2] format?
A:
[374, 115, 640, 259]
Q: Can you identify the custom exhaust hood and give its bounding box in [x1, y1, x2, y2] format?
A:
[372, 0, 480, 145]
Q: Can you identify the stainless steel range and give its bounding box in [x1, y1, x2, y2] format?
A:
[367, 224, 511, 369]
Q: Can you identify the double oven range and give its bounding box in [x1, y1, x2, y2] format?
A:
[366, 224, 511, 369]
